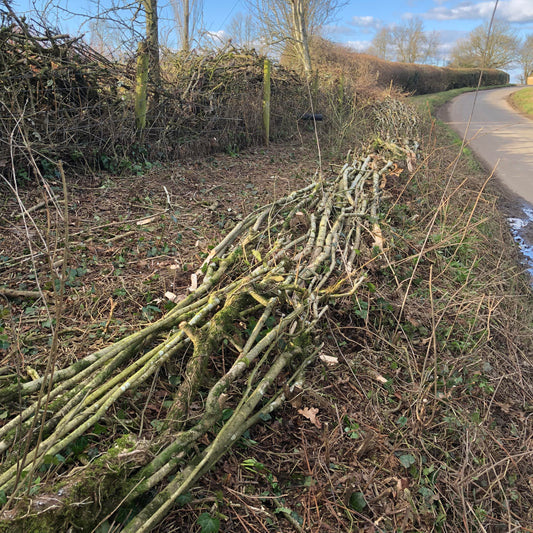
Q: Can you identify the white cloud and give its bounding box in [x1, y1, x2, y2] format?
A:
[345, 40, 371, 52]
[205, 30, 228, 43]
[199, 30, 231, 49]
[426, 0, 533, 23]
[350, 15, 382, 29]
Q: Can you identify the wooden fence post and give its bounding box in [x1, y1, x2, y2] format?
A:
[263, 58, 271, 146]
[135, 40, 149, 132]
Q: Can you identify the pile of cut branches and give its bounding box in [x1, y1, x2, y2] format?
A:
[157, 46, 306, 157]
[0, 5, 132, 178]
[0, 137, 417, 531]
[0, 5, 315, 183]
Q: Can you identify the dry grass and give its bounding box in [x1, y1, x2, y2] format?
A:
[0, 16, 532, 532]
[154, 107, 533, 532]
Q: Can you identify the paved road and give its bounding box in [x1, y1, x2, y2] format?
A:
[440, 86, 533, 278]
[440, 86, 533, 205]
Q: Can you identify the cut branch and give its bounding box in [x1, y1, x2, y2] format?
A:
[0, 137, 418, 531]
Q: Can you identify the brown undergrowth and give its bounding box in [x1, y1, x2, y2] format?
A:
[0, 139, 319, 370]
[151, 117, 533, 531]
[0, 99, 533, 532]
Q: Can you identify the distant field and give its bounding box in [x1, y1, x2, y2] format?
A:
[510, 87, 533, 117]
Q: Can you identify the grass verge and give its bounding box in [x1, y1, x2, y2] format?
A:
[411, 84, 513, 115]
[509, 87, 533, 118]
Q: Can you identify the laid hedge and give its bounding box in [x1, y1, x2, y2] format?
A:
[381, 61, 509, 94]
[307, 38, 509, 95]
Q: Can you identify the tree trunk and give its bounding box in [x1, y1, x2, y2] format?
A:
[135, 40, 149, 131]
[263, 59, 271, 146]
[289, 0, 312, 77]
[142, 0, 160, 96]
[181, 0, 190, 52]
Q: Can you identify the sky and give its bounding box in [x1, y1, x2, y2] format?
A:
[9, 0, 533, 81]
[332, 0, 533, 66]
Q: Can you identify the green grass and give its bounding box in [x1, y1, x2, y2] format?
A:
[509, 87, 533, 117]
[410, 84, 512, 114]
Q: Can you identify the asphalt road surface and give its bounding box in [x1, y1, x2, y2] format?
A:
[440, 86, 533, 205]
[440, 86, 533, 277]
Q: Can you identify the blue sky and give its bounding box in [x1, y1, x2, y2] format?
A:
[333, 0, 533, 62]
[10, 0, 533, 79]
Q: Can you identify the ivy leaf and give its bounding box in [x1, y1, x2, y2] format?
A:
[0, 333, 9, 350]
[419, 486, 434, 499]
[348, 491, 367, 512]
[398, 453, 416, 468]
[176, 492, 192, 507]
[197, 512, 220, 533]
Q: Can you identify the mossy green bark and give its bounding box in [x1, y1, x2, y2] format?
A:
[165, 292, 251, 430]
[134, 40, 149, 131]
[0, 435, 140, 532]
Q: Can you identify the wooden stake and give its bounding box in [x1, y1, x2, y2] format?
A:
[262, 58, 271, 146]
[135, 40, 149, 132]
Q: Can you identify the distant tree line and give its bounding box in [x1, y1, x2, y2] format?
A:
[366, 16, 533, 83]
[447, 21, 533, 83]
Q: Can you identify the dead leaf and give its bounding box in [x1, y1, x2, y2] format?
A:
[298, 407, 322, 429]
[189, 273, 198, 291]
[372, 223, 384, 251]
[497, 402, 511, 414]
[406, 151, 416, 172]
[195, 239, 209, 252]
[165, 291, 187, 303]
[136, 216, 157, 226]
[319, 353, 339, 366]
[397, 478, 409, 491]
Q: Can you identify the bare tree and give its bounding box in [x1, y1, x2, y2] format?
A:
[424, 30, 442, 65]
[247, 0, 345, 75]
[226, 12, 257, 49]
[449, 20, 519, 70]
[132, 0, 160, 130]
[518, 34, 533, 83]
[170, 0, 203, 52]
[88, 18, 125, 58]
[142, 0, 160, 86]
[368, 27, 393, 60]
[289, 0, 312, 75]
[368, 19, 439, 64]
[392, 18, 436, 64]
